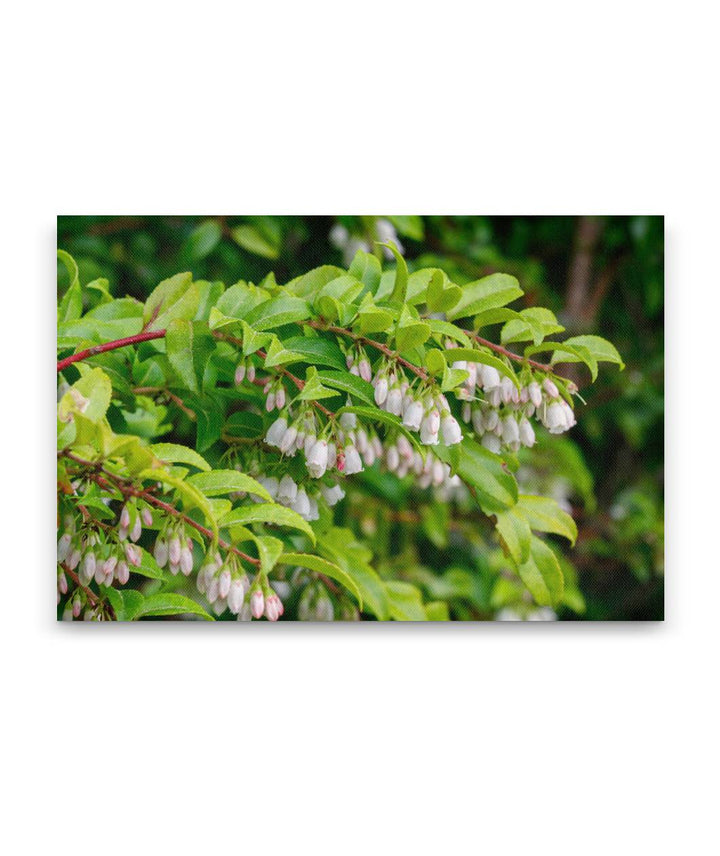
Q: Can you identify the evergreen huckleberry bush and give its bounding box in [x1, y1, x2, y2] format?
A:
[56, 239, 624, 621]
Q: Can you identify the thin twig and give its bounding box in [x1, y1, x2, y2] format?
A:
[61, 451, 261, 567]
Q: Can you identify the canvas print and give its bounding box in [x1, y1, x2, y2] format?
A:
[56, 216, 664, 621]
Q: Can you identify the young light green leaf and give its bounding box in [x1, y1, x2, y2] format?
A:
[150, 443, 211, 471]
[378, 240, 408, 306]
[188, 470, 272, 501]
[280, 551, 363, 608]
[220, 504, 316, 543]
[143, 272, 199, 329]
[435, 438, 518, 514]
[495, 508, 532, 565]
[348, 249, 382, 293]
[271, 336, 346, 370]
[447, 273, 523, 321]
[516, 495, 578, 545]
[252, 534, 285, 575]
[384, 581, 427, 621]
[316, 370, 375, 405]
[553, 335, 625, 370]
[243, 295, 311, 331]
[516, 536, 565, 607]
[230, 223, 280, 259]
[135, 593, 213, 621]
[57, 249, 82, 322]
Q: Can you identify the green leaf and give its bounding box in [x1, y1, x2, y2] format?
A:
[553, 335, 625, 371]
[515, 495, 577, 545]
[427, 269, 462, 313]
[185, 219, 222, 261]
[447, 273, 523, 321]
[425, 348, 447, 376]
[501, 308, 564, 346]
[220, 504, 316, 543]
[165, 319, 215, 394]
[188, 469, 272, 501]
[223, 411, 264, 439]
[378, 240, 408, 306]
[285, 265, 346, 299]
[262, 335, 306, 368]
[318, 528, 389, 619]
[348, 249, 382, 293]
[316, 370, 375, 405]
[143, 272, 199, 330]
[57, 249, 82, 322]
[387, 215, 424, 241]
[473, 307, 523, 328]
[103, 588, 144, 621]
[526, 341, 598, 381]
[269, 335, 346, 370]
[150, 443, 211, 471]
[426, 318, 473, 348]
[384, 581, 427, 621]
[516, 537, 564, 607]
[243, 295, 311, 331]
[297, 366, 341, 402]
[230, 224, 280, 259]
[252, 535, 285, 575]
[435, 438, 518, 514]
[495, 508, 532, 564]
[395, 304, 431, 353]
[357, 297, 395, 334]
[280, 551, 363, 608]
[135, 593, 213, 621]
[213, 281, 263, 322]
[441, 365, 469, 392]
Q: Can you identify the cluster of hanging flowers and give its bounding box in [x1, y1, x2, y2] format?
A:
[449, 347, 577, 454]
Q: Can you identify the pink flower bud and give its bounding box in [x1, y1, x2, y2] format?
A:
[227, 579, 245, 614]
[169, 536, 181, 566]
[275, 387, 286, 409]
[543, 378, 559, 399]
[374, 377, 389, 406]
[116, 560, 129, 585]
[72, 596, 82, 618]
[130, 515, 142, 542]
[219, 568, 231, 599]
[124, 543, 141, 567]
[265, 593, 283, 621]
[528, 381, 543, 408]
[154, 537, 168, 568]
[57, 533, 72, 562]
[120, 505, 131, 529]
[141, 508, 153, 527]
[180, 546, 194, 576]
[247, 364, 256, 383]
[251, 590, 265, 619]
[58, 571, 68, 595]
[279, 425, 298, 454]
[265, 391, 276, 412]
[234, 363, 246, 386]
[359, 359, 372, 382]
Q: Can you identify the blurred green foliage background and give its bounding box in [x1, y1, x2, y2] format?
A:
[58, 215, 664, 620]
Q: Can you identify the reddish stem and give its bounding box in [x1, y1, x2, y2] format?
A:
[57, 329, 166, 372]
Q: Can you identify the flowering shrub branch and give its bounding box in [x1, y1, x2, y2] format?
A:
[57, 243, 624, 620]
